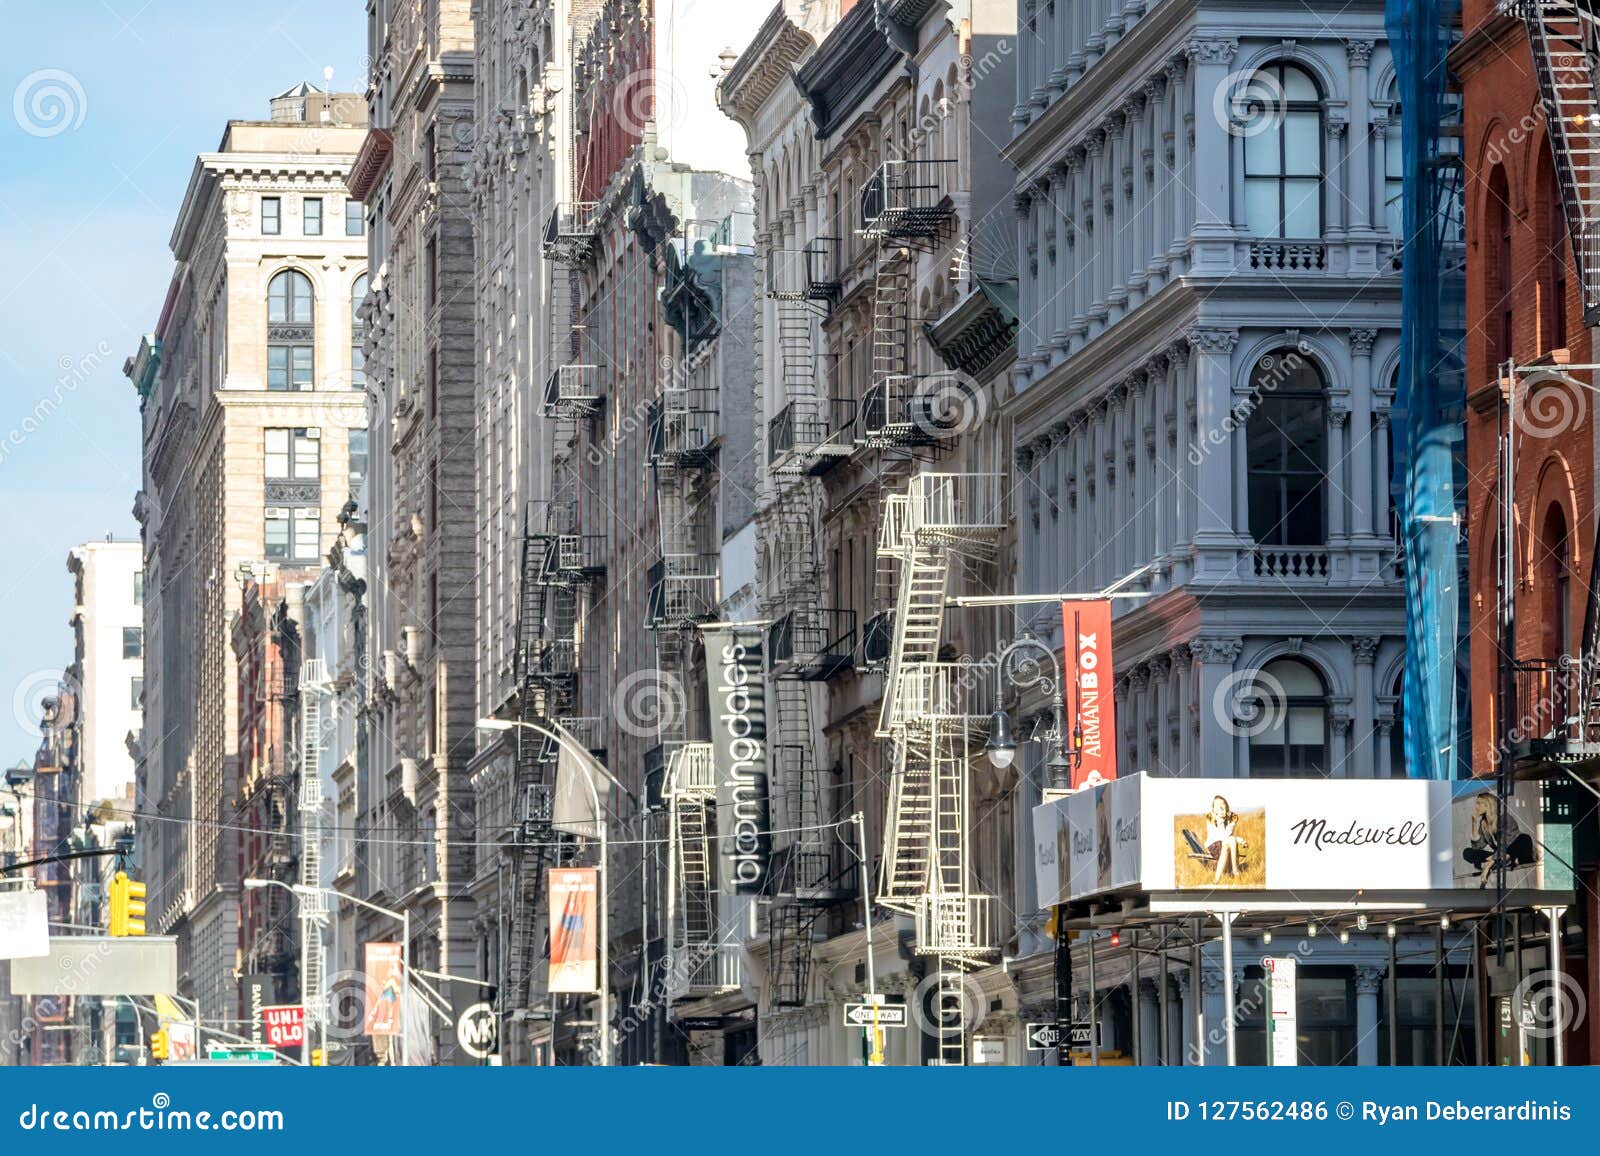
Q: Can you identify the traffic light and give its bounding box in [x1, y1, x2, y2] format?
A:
[150, 1029, 168, 1062]
[109, 871, 146, 937]
[310, 1047, 325, 1067]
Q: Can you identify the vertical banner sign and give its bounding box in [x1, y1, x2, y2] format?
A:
[1265, 956, 1298, 1067]
[238, 974, 276, 1044]
[548, 867, 599, 994]
[704, 624, 771, 894]
[364, 943, 403, 1037]
[1062, 600, 1117, 789]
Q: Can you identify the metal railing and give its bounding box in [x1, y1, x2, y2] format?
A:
[1509, 656, 1598, 752]
[886, 662, 998, 730]
[665, 742, 716, 799]
[913, 893, 1000, 959]
[543, 364, 604, 416]
[860, 158, 959, 238]
[769, 608, 856, 678]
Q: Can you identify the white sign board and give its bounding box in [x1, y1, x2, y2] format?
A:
[8, 936, 178, 996]
[0, 888, 49, 960]
[1265, 956, 1297, 1067]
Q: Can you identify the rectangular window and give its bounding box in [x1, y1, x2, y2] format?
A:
[133, 570, 144, 606]
[304, 197, 323, 236]
[425, 237, 438, 308]
[268, 346, 311, 391]
[346, 200, 364, 236]
[131, 677, 144, 711]
[293, 507, 321, 560]
[265, 508, 290, 559]
[122, 627, 143, 660]
[294, 428, 320, 479]
[348, 429, 369, 496]
[266, 429, 320, 479]
[262, 197, 281, 235]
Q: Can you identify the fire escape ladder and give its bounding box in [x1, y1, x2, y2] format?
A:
[297, 681, 327, 1023]
[1524, 0, 1600, 323]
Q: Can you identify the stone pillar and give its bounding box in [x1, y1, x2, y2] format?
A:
[1106, 113, 1128, 323]
[1019, 445, 1039, 594]
[1355, 965, 1384, 1066]
[1149, 355, 1169, 566]
[1067, 0, 1087, 86]
[1329, 401, 1350, 542]
[1030, 0, 1049, 113]
[1347, 40, 1376, 232]
[1327, 118, 1348, 235]
[1013, 6, 1035, 134]
[1087, 131, 1109, 336]
[1192, 637, 1243, 776]
[1034, 179, 1053, 371]
[1374, 405, 1393, 541]
[1187, 327, 1241, 577]
[1177, 969, 1198, 1064]
[1138, 978, 1161, 1065]
[1143, 78, 1165, 292]
[1349, 328, 1379, 538]
[1052, 164, 1073, 355]
[1185, 37, 1238, 273]
[1353, 637, 1380, 779]
[1331, 708, 1353, 778]
[1055, 422, 1075, 588]
[1170, 339, 1194, 584]
[1069, 151, 1090, 349]
[1202, 965, 1227, 1065]
[1122, 97, 1144, 312]
[1049, 0, 1069, 99]
[1014, 191, 1036, 380]
[1166, 57, 1189, 276]
[1150, 655, 1172, 773]
[1377, 714, 1395, 779]
[1172, 643, 1194, 774]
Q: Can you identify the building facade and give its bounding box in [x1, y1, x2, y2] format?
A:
[127, 86, 369, 1023]
[65, 540, 144, 810]
[351, 0, 481, 1064]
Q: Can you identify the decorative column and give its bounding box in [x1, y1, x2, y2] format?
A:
[1346, 40, 1376, 233]
[1122, 96, 1145, 312]
[1349, 328, 1380, 539]
[1184, 37, 1238, 274]
[1055, 421, 1075, 588]
[1052, 163, 1073, 355]
[1139, 977, 1161, 1065]
[1013, 5, 1035, 134]
[1030, 0, 1049, 113]
[1169, 339, 1194, 584]
[1106, 112, 1128, 323]
[1149, 655, 1173, 773]
[1353, 637, 1381, 780]
[1201, 965, 1227, 1065]
[1067, 0, 1087, 86]
[1328, 398, 1350, 545]
[1374, 403, 1394, 546]
[1034, 178, 1053, 371]
[1355, 965, 1384, 1066]
[1069, 151, 1091, 349]
[1129, 666, 1150, 771]
[1014, 191, 1036, 382]
[1018, 444, 1039, 593]
[1177, 969, 1198, 1064]
[1087, 131, 1109, 337]
[1331, 706, 1354, 778]
[1166, 57, 1190, 277]
[1192, 637, 1243, 776]
[1148, 355, 1169, 567]
[1143, 77, 1166, 294]
[1326, 116, 1348, 236]
[1098, 399, 1116, 589]
[1187, 327, 1242, 578]
[1172, 643, 1194, 774]
[1049, 0, 1069, 99]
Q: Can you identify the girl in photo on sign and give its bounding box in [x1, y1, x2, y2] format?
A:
[1207, 795, 1246, 883]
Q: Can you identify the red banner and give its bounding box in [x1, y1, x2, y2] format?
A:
[548, 867, 599, 994]
[364, 942, 403, 1037]
[1062, 599, 1117, 790]
[262, 1004, 305, 1049]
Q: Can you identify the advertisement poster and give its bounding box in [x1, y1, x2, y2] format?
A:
[548, 867, 599, 994]
[1061, 600, 1117, 789]
[262, 1004, 305, 1049]
[364, 943, 403, 1037]
[703, 623, 772, 894]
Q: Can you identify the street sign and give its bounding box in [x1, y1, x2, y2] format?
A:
[843, 1001, 907, 1028]
[1265, 956, 1298, 1067]
[1025, 1021, 1101, 1050]
[262, 1004, 305, 1049]
[208, 1047, 276, 1063]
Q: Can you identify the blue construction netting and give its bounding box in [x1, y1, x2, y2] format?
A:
[1389, 0, 1468, 780]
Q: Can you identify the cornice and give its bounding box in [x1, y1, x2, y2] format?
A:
[794, 0, 901, 139]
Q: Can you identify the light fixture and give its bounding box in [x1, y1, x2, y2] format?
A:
[476, 717, 515, 732]
[1356, 914, 1368, 932]
[1440, 914, 1451, 930]
[1387, 923, 1398, 940]
[1261, 929, 1272, 945]
[1338, 929, 1351, 945]
[985, 710, 1017, 770]
[1307, 920, 1318, 938]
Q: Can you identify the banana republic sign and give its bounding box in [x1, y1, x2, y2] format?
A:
[704, 624, 771, 894]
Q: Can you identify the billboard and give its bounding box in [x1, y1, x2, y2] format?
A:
[1061, 600, 1117, 789]
[0, 888, 49, 960]
[704, 623, 772, 894]
[548, 867, 599, 994]
[364, 943, 403, 1037]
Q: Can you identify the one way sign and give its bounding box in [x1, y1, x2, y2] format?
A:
[1026, 1021, 1100, 1050]
[843, 1002, 907, 1028]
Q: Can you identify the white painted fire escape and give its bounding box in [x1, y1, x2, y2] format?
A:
[664, 742, 738, 994]
[298, 657, 331, 1047]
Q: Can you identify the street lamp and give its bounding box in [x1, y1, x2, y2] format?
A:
[477, 716, 617, 1067]
[989, 626, 1076, 791]
[244, 878, 411, 1066]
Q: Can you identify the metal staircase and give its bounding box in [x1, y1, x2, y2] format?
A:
[297, 660, 330, 1040]
[666, 742, 735, 996]
[1519, 0, 1600, 322]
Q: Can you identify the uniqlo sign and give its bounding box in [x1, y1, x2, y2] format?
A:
[262, 1004, 305, 1049]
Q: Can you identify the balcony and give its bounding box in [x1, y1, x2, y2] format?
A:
[647, 555, 719, 628]
[913, 893, 1000, 961]
[534, 717, 607, 765]
[768, 398, 856, 475]
[543, 202, 598, 263]
[648, 389, 720, 468]
[527, 639, 580, 689]
[860, 610, 894, 672]
[1509, 657, 1600, 772]
[1252, 547, 1331, 581]
[860, 158, 957, 240]
[769, 608, 856, 681]
[670, 941, 743, 999]
[664, 742, 716, 799]
[1245, 238, 1327, 271]
[884, 661, 998, 732]
[542, 533, 606, 581]
[767, 239, 841, 303]
[543, 364, 604, 418]
[857, 374, 972, 448]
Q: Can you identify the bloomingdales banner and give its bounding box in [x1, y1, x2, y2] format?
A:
[1035, 775, 1565, 907]
[703, 623, 771, 895]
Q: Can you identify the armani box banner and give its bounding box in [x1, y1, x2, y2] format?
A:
[1061, 599, 1116, 790]
[703, 623, 772, 895]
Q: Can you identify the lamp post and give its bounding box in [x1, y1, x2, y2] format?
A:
[245, 877, 410, 1066]
[477, 717, 619, 1067]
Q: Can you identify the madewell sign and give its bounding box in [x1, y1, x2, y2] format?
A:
[704, 623, 771, 894]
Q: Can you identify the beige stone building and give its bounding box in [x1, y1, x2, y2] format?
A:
[128, 85, 368, 1022]
[350, 0, 480, 1064]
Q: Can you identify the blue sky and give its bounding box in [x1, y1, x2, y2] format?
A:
[0, 0, 365, 766]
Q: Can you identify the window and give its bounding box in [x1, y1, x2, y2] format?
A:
[262, 196, 281, 235]
[131, 677, 144, 711]
[425, 237, 438, 308]
[351, 273, 369, 390]
[265, 507, 322, 562]
[348, 428, 369, 498]
[1547, 167, 1569, 351]
[122, 627, 143, 659]
[1247, 658, 1329, 776]
[304, 197, 323, 236]
[1490, 167, 1513, 367]
[133, 570, 144, 606]
[346, 200, 365, 236]
[1383, 107, 1403, 237]
[265, 428, 321, 480]
[1246, 353, 1327, 545]
[267, 270, 315, 390]
[1242, 64, 1322, 238]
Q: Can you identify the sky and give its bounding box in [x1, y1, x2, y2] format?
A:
[0, 0, 365, 767]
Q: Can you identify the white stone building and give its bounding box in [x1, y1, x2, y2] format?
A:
[65, 539, 144, 808]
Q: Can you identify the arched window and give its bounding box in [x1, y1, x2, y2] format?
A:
[1246, 353, 1327, 546]
[1545, 158, 1569, 351]
[1243, 63, 1322, 238]
[267, 269, 314, 391]
[350, 273, 368, 391]
[1383, 91, 1403, 238]
[1489, 166, 1513, 367]
[1248, 658, 1329, 776]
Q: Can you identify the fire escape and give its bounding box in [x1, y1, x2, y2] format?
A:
[298, 658, 331, 1044]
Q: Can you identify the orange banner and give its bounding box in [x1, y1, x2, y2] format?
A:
[548, 867, 599, 994]
[364, 942, 402, 1037]
[1062, 599, 1117, 790]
